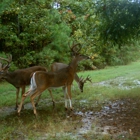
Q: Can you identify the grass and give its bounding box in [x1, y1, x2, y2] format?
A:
[79, 60, 140, 82]
[0, 60, 140, 139]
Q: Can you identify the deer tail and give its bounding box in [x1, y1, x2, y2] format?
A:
[24, 72, 37, 97]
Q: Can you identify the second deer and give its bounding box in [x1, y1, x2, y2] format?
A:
[51, 62, 92, 92]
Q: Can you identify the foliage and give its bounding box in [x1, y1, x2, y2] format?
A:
[92, 0, 140, 65]
[96, 0, 140, 46]
[1, 0, 140, 69]
[0, 0, 72, 68]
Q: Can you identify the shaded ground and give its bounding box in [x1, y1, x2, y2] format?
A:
[98, 98, 140, 137]
[0, 97, 140, 140]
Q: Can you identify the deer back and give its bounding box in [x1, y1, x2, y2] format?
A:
[51, 62, 68, 72]
[0, 66, 47, 88]
[33, 66, 74, 91]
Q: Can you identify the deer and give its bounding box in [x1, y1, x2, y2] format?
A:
[51, 62, 92, 92]
[0, 55, 47, 110]
[18, 44, 90, 116]
[34, 43, 92, 107]
[34, 62, 92, 107]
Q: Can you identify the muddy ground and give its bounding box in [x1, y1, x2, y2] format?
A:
[74, 98, 140, 139]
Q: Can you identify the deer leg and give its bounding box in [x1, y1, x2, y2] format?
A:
[30, 90, 42, 116]
[48, 89, 55, 106]
[21, 86, 25, 109]
[67, 85, 73, 110]
[17, 93, 27, 115]
[17, 89, 33, 115]
[35, 89, 55, 107]
[21, 86, 25, 96]
[64, 86, 72, 110]
[63, 87, 68, 110]
[15, 88, 20, 110]
[30, 95, 37, 116]
[35, 94, 41, 107]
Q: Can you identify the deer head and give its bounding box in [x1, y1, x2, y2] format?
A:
[78, 75, 92, 92]
[0, 54, 12, 72]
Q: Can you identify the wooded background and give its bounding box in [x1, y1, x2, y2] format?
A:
[1, 0, 140, 70]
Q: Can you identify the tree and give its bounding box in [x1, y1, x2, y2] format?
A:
[1, 0, 140, 69]
[0, 0, 72, 68]
[96, 0, 140, 46]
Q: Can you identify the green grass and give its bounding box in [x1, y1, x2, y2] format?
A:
[78, 60, 140, 82]
[74, 60, 140, 103]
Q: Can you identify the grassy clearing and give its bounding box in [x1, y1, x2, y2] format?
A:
[0, 60, 140, 139]
[75, 60, 140, 102]
[79, 60, 140, 82]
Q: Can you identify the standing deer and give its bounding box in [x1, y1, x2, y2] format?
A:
[18, 46, 90, 116]
[55, 42, 92, 93]
[35, 62, 92, 107]
[51, 62, 92, 92]
[0, 57, 47, 110]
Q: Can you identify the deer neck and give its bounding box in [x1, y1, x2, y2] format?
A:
[3, 72, 17, 86]
[74, 74, 79, 83]
[69, 57, 79, 73]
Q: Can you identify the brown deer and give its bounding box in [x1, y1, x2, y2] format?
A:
[0, 56, 47, 110]
[35, 62, 92, 107]
[18, 46, 90, 116]
[51, 62, 92, 92]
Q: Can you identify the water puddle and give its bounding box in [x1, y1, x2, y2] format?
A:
[92, 77, 140, 89]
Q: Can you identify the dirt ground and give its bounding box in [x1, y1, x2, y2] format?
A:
[73, 97, 140, 139]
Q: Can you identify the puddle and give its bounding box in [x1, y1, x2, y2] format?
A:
[75, 111, 94, 134]
[92, 77, 140, 90]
